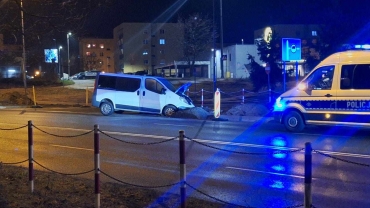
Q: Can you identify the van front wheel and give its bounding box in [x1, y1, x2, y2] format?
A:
[163, 105, 177, 117]
[283, 111, 305, 132]
[100, 102, 114, 116]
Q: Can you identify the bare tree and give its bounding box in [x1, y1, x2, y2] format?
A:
[177, 13, 215, 76]
[0, 0, 112, 67]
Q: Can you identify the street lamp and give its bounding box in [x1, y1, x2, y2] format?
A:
[21, 0, 27, 94]
[67, 32, 72, 78]
[58, 46, 62, 78]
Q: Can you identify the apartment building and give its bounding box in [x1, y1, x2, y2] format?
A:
[113, 22, 184, 75]
[79, 38, 115, 73]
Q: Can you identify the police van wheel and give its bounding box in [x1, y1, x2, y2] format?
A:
[284, 111, 305, 132]
[163, 105, 177, 117]
[100, 102, 114, 116]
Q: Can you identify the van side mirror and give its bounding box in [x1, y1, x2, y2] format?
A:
[161, 88, 166, 94]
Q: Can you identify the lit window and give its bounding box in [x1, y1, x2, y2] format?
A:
[312, 31, 317, 36]
[143, 50, 148, 55]
[159, 39, 165, 45]
[100, 44, 104, 49]
[92, 44, 96, 48]
[86, 44, 91, 48]
[86, 52, 91, 56]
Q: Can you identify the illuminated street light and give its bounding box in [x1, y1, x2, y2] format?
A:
[67, 32, 72, 78]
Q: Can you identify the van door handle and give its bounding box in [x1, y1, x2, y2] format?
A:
[325, 94, 333, 97]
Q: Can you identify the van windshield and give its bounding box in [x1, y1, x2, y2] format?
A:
[157, 78, 176, 92]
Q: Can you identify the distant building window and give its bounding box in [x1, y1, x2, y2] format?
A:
[143, 39, 148, 44]
[160, 29, 165, 34]
[312, 31, 317, 36]
[100, 44, 104, 49]
[159, 39, 165, 45]
[100, 52, 104, 56]
[107, 48, 111, 51]
[143, 30, 148, 34]
[152, 45, 156, 47]
[143, 50, 148, 55]
[160, 59, 165, 65]
[159, 50, 165, 54]
[86, 52, 91, 56]
[119, 54, 124, 59]
[144, 60, 149, 65]
[86, 44, 91, 48]
[92, 44, 96, 48]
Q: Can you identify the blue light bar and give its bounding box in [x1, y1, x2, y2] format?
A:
[354, 44, 370, 49]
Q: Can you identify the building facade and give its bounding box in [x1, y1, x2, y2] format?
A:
[0, 34, 22, 78]
[113, 22, 184, 75]
[79, 38, 115, 73]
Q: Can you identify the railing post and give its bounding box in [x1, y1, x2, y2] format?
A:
[201, 89, 204, 108]
[304, 142, 312, 208]
[94, 124, 100, 208]
[28, 120, 34, 193]
[242, 88, 245, 104]
[179, 130, 186, 208]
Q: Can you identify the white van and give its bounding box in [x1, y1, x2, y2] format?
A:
[91, 73, 194, 116]
[273, 50, 370, 132]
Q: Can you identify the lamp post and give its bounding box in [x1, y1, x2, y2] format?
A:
[58, 46, 62, 78]
[21, 0, 27, 94]
[67, 32, 72, 78]
[219, 0, 224, 78]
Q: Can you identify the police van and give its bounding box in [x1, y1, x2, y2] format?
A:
[91, 73, 194, 116]
[273, 50, 370, 132]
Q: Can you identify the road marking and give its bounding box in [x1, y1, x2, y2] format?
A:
[226, 166, 318, 180]
[153, 123, 194, 127]
[50, 144, 93, 151]
[2, 123, 370, 160]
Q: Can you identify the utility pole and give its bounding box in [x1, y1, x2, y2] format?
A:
[219, 0, 224, 78]
[21, 0, 27, 94]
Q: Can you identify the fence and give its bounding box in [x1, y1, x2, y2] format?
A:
[185, 88, 282, 108]
[1, 121, 369, 208]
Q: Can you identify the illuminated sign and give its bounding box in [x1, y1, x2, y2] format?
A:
[44, 49, 58, 63]
[282, 38, 301, 61]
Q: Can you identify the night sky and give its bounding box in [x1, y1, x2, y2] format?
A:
[85, 0, 370, 44]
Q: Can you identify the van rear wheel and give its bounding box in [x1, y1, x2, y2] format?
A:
[163, 105, 177, 117]
[283, 111, 305, 132]
[100, 102, 114, 116]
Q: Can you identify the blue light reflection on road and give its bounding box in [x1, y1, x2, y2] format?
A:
[149, 116, 273, 207]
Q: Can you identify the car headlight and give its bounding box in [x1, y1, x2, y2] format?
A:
[179, 96, 191, 105]
[274, 97, 285, 111]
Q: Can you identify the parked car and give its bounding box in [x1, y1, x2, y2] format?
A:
[70, 72, 85, 80]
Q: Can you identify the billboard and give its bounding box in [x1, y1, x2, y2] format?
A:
[282, 38, 301, 61]
[44, 49, 58, 63]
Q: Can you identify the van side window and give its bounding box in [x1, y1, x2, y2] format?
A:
[116, 77, 141, 92]
[352, 64, 370, 89]
[145, 78, 164, 94]
[98, 76, 116, 90]
[341, 64, 370, 90]
[306, 65, 335, 90]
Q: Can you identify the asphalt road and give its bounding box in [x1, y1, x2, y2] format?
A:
[1, 108, 370, 207]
